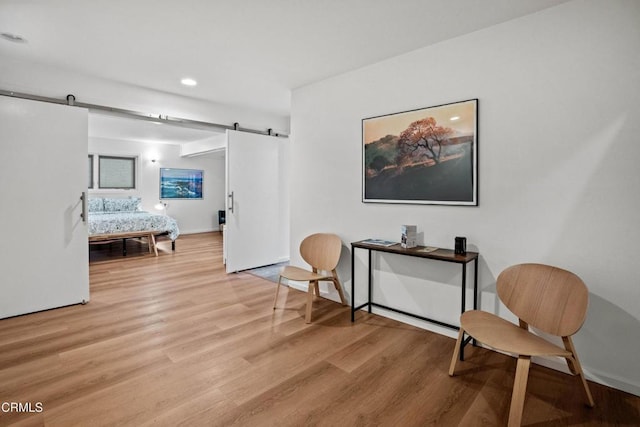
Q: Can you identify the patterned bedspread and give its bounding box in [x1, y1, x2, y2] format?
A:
[88, 211, 179, 241]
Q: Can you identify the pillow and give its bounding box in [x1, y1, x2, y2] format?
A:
[88, 198, 104, 213]
[103, 197, 141, 212]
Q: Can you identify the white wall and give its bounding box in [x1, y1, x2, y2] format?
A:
[89, 137, 225, 234]
[290, 0, 640, 396]
[181, 134, 227, 157]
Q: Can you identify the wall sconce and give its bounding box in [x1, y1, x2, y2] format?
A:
[148, 151, 160, 165]
[154, 201, 168, 215]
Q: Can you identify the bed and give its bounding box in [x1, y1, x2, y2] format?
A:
[88, 197, 179, 256]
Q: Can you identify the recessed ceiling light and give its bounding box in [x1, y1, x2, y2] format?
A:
[0, 32, 27, 43]
[180, 78, 197, 87]
[450, 116, 460, 121]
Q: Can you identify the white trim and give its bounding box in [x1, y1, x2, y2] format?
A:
[180, 228, 219, 235]
[287, 279, 342, 303]
[355, 305, 640, 398]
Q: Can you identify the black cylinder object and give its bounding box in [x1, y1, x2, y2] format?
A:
[454, 237, 467, 255]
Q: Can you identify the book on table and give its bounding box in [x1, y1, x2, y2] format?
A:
[361, 238, 397, 247]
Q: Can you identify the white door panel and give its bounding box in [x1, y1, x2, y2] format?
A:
[0, 96, 89, 319]
[225, 130, 289, 272]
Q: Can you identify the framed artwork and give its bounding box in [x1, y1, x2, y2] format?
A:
[160, 168, 203, 199]
[362, 98, 478, 206]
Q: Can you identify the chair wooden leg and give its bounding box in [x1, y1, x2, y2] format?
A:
[310, 269, 320, 298]
[151, 234, 158, 256]
[563, 336, 595, 407]
[313, 281, 320, 298]
[305, 281, 315, 323]
[332, 270, 347, 305]
[508, 356, 531, 427]
[449, 327, 465, 376]
[273, 276, 283, 309]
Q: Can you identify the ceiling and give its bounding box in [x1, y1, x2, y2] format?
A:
[0, 0, 569, 120]
[89, 113, 223, 145]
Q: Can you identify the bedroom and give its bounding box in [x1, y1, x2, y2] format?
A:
[86, 113, 226, 259]
[1, 0, 639, 425]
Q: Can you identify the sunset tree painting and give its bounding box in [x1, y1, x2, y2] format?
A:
[362, 99, 477, 205]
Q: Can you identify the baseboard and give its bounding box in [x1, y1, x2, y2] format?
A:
[290, 279, 640, 398]
[529, 354, 640, 397]
[352, 306, 640, 398]
[364, 307, 459, 340]
[286, 280, 342, 303]
[179, 228, 218, 235]
[286, 280, 307, 292]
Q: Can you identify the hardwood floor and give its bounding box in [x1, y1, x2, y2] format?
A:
[0, 232, 638, 426]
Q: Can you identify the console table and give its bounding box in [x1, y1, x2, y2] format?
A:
[351, 240, 479, 356]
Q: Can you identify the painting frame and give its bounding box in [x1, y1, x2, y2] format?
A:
[159, 168, 204, 200]
[362, 98, 478, 206]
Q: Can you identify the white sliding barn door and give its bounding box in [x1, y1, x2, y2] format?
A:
[225, 130, 289, 272]
[0, 96, 89, 319]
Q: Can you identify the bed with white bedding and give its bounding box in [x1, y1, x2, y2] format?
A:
[87, 197, 179, 256]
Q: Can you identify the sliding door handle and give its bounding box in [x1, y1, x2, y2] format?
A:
[80, 191, 88, 222]
[228, 191, 234, 213]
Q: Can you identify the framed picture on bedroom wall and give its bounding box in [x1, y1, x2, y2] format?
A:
[362, 98, 478, 206]
[160, 168, 203, 199]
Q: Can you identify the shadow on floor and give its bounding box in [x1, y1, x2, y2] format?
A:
[245, 262, 289, 283]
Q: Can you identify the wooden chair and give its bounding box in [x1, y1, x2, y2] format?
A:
[273, 233, 347, 323]
[449, 263, 594, 426]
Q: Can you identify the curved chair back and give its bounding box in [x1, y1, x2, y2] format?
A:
[299, 233, 342, 272]
[497, 263, 589, 337]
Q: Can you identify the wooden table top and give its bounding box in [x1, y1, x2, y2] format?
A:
[352, 240, 478, 264]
